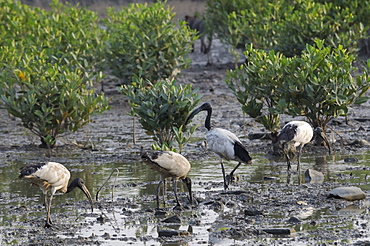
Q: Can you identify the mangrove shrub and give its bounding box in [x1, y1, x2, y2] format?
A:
[103, 1, 197, 83]
[121, 77, 201, 152]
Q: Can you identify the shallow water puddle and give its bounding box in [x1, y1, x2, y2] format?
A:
[1, 152, 370, 244]
[74, 207, 220, 245]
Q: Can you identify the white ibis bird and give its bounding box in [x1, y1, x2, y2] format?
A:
[19, 162, 94, 228]
[141, 150, 192, 209]
[185, 102, 252, 190]
[278, 121, 331, 171]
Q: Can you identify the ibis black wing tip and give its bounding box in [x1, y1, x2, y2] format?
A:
[277, 123, 297, 142]
[140, 147, 153, 160]
[141, 150, 163, 162]
[234, 141, 252, 163]
[19, 162, 47, 178]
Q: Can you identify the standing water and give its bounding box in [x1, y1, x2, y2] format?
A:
[1, 145, 370, 245]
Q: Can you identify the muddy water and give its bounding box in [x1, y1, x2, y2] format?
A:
[1, 148, 370, 245]
[81, 152, 370, 246]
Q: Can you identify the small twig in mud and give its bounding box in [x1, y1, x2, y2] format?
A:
[96, 168, 119, 202]
[133, 116, 136, 144]
[95, 168, 121, 234]
[97, 208, 121, 233]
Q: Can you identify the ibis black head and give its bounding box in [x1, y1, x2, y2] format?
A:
[67, 178, 94, 212]
[313, 127, 331, 154]
[185, 102, 213, 130]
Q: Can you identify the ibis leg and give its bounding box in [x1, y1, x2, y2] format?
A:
[156, 180, 163, 209]
[220, 159, 228, 190]
[163, 180, 166, 207]
[287, 171, 291, 184]
[283, 143, 291, 172]
[287, 160, 291, 172]
[228, 162, 242, 183]
[285, 152, 291, 172]
[297, 145, 303, 171]
[297, 145, 303, 185]
[44, 193, 54, 228]
[172, 180, 182, 209]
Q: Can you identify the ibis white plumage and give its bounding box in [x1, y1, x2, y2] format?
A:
[185, 102, 252, 190]
[19, 162, 94, 228]
[278, 121, 331, 171]
[141, 150, 192, 209]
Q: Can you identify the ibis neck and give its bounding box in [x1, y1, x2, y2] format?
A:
[66, 178, 80, 193]
[205, 108, 212, 131]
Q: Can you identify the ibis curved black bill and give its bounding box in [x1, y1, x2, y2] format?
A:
[79, 184, 94, 212]
[182, 177, 193, 205]
[185, 102, 212, 130]
[68, 178, 94, 212]
[185, 108, 200, 125]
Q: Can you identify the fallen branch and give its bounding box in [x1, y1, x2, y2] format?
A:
[96, 168, 119, 202]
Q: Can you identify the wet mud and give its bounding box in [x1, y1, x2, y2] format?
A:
[1, 35, 370, 245]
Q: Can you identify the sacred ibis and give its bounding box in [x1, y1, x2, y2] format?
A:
[19, 162, 94, 228]
[278, 121, 331, 171]
[141, 150, 192, 209]
[185, 102, 252, 190]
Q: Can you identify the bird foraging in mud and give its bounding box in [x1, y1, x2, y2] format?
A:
[278, 121, 331, 172]
[141, 150, 192, 209]
[19, 162, 94, 228]
[185, 102, 252, 190]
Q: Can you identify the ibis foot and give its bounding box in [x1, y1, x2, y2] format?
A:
[226, 174, 240, 184]
[190, 197, 198, 207]
[173, 203, 184, 211]
[154, 209, 167, 217]
[44, 221, 56, 229]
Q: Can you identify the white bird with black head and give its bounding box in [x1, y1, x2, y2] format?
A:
[19, 162, 94, 228]
[278, 120, 331, 171]
[141, 150, 192, 209]
[185, 102, 252, 190]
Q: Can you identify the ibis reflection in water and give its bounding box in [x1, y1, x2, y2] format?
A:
[277, 120, 331, 172]
[19, 162, 94, 228]
[185, 102, 252, 190]
[141, 150, 192, 209]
